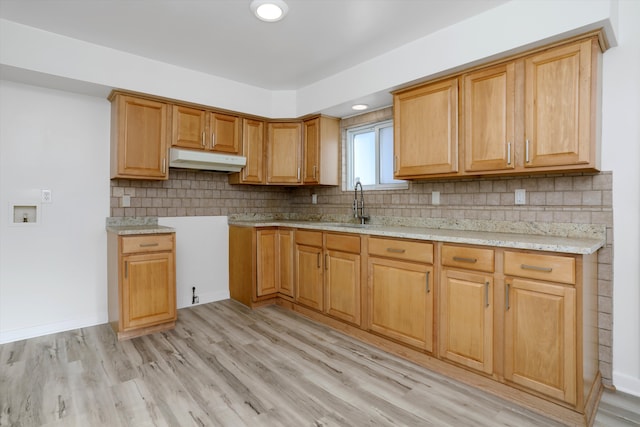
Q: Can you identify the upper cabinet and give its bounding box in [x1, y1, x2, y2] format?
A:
[303, 116, 340, 186]
[267, 121, 302, 185]
[395, 33, 603, 180]
[393, 78, 459, 178]
[229, 118, 266, 184]
[463, 63, 516, 173]
[524, 38, 598, 171]
[110, 93, 169, 180]
[172, 105, 241, 155]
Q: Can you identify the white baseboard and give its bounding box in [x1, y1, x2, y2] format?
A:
[0, 314, 107, 344]
[613, 371, 640, 397]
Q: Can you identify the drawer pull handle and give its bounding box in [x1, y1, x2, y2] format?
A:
[139, 243, 160, 248]
[521, 264, 553, 273]
[387, 248, 406, 254]
[453, 256, 477, 263]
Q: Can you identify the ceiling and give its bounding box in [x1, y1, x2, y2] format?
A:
[0, 0, 508, 93]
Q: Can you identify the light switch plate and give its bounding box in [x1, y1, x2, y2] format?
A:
[41, 189, 52, 203]
[515, 189, 526, 205]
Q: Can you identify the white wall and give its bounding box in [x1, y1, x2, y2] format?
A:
[158, 217, 230, 308]
[0, 81, 110, 343]
[601, 0, 640, 396]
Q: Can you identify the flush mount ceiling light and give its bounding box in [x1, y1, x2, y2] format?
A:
[251, 0, 289, 22]
[351, 104, 369, 111]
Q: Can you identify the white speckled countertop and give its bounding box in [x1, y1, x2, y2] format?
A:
[106, 217, 175, 235]
[228, 218, 605, 255]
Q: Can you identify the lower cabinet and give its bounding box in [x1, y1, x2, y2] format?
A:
[230, 226, 600, 424]
[439, 245, 495, 374]
[107, 232, 177, 340]
[504, 251, 580, 406]
[295, 230, 362, 325]
[368, 237, 434, 352]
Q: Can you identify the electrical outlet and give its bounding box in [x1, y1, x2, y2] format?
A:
[432, 191, 440, 205]
[515, 189, 526, 205]
[41, 189, 52, 203]
[121, 195, 131, 207]
[311, 193, 318, 204]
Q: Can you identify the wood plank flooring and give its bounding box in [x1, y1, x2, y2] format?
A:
[1, 300, 638, 426]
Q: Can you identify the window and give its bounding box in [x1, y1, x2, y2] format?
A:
[346, 120, 407, 190]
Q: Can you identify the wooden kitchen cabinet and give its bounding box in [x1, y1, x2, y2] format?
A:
[523, 38, 599, 171]
[267, 121, 302, 184]
[295, 230, 324, 310]
[107, 232, 177, 340]
[294, 230, 362, 325]
[324, 233, 361, 325]
[368, 237, 434, 352]
[109, 93, 169, 180]
[393, 77, 459, 178]
[229, 118, 265, 184]
[172, 105, 241, 154]
[463, 62, 516, 173]
[503, 251, 581, 405]
[439, 245, 495, 374]
[302, 116, 340, 185]
[256, 227, 295, 298]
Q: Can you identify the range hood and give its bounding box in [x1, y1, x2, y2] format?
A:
[169, 148, 246, 172]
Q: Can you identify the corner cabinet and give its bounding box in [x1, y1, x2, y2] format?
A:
[267, 122, 302, 185]
[109, 93, 169, 180]
[107, 232, 177, 340]
[393, 77, 459, 178]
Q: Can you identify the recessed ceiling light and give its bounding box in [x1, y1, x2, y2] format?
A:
[351, 104, 369, 111]
[251, 0, 289, 22]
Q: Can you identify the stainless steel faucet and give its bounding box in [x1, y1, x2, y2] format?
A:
[353, 181, 370, 224]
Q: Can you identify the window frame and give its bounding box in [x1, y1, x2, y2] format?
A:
[345, 119, 408, 191]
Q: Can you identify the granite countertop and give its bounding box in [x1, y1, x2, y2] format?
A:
[106, 217, 175, 235]
[229, 219, 605, 255]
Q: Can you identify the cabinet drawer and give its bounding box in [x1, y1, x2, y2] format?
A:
[368, 237, 433, 264]
[325, 233, 360, 253]
[442, 245, 494, 273]
[121, 234, 174, 254]
[295, 229, 323, 247]
[505, 251, 575, 285]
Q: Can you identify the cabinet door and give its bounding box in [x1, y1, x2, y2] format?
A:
[295, 244, 323, 310]
[325, 250, 361, 325]
[256, 229, 278, 297]
[463, 63, 516, 172]
[210, 112, 241, 154]
[303, 117, 320, 184]
[524, 39, 594, 169]
[504, 277, 577, 404]
[267, 122, 302, 184]
[122, 252, 176, 330]
[172, 105, 207, 150]
[368, 257, 433, 352]
[394, 78, 458, 177]
[112, 95, 168, 179]
[440, 269, 493, 374]
[240, 119, 265, 184]
[278, 229, 295, 298]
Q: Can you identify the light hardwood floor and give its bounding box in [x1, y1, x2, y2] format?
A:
[1, 300, 638, 426]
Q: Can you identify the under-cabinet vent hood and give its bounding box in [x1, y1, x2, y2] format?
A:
[169, 148, 246, 172]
